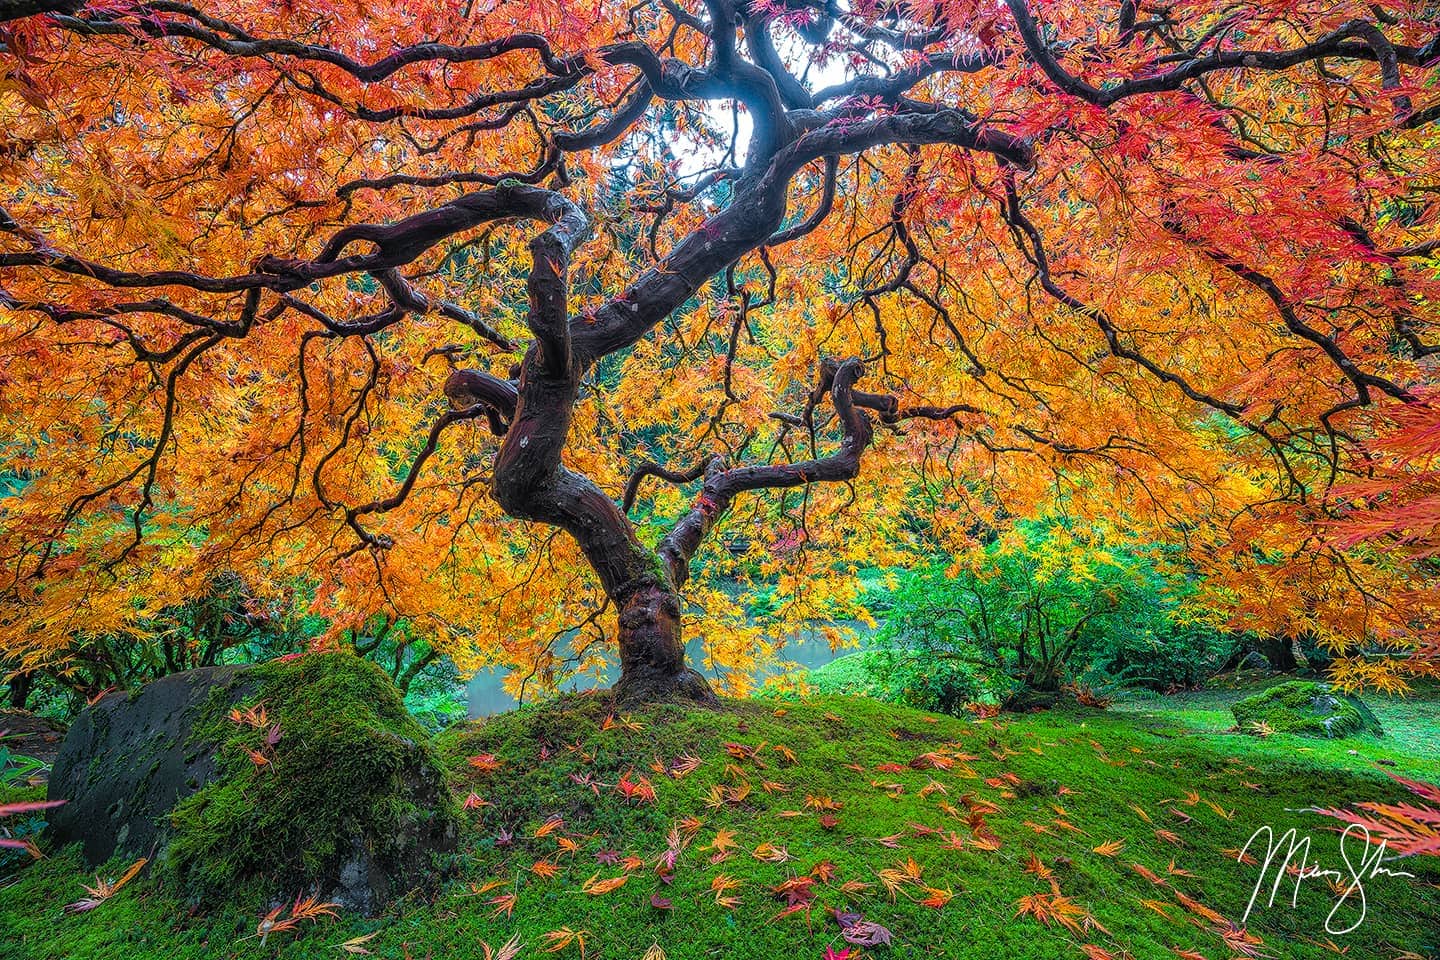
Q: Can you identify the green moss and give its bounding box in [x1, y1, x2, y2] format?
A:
[163, 653, 457, 905]
[1232, 680, 1383, 738]
[5, 691, 1438, 959]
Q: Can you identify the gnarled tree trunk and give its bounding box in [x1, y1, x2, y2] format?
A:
[1259, 634, 1298, 672]
[430, 142, 990, 702]
[614, 582, 712, 703]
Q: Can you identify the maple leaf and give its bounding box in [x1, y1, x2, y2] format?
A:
[668, 755, 702, 778]
[1129, 862, 1166, 886]
[541, 927, 588, 957]
[1174, 891, 1228, 926]
[468, 753, 502, 774]
[1222, 846, 1259, 866]
[63, 858, 147, 914]
[255, 894, 340, 944]
[616, 770, 657, 804]
[482, 933, 523, 960]
[752, 842, 792, 863]
[1218, 922, 1270, 958]
[919, 885, 954, 908]
[0, 799, 64, 821]
[580, 872, 628, 896]
[710, 873, 742, 908]
[1309, 773, 1440, 857]
[773, 875, 816, 905]
[334, 931, 378, 955]
[840, 918, 893, 946]
[533, 816, 565, 838]
[919, 780, 948, 798]
[227, 702, 268, 728]
[910, 752, 954, 770]
[1014, 892, 1092, 935]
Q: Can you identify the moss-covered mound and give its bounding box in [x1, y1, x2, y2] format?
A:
[10, 692, 1440, 959]
[48, 654, 457, 914]
[1232, 679, 1384, 738]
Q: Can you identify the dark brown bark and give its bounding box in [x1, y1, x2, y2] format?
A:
[613, 583, 715, 705]
[0, 0, 79, 23]
[657, 358, 876, 589]
[1260, 635, 1299, 672]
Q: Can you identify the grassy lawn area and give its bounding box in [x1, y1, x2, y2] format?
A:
[3, 692, 1438, 960]
[1111, 674, 1440, 782]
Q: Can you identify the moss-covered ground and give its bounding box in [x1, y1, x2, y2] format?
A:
[3, 689, 1438, 959]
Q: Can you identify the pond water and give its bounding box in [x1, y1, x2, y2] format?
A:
[466, 620, 872, 718]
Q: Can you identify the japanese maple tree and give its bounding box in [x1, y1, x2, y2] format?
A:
[0, 0, 1436, 701]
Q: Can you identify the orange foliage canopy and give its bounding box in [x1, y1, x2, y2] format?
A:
[0, 0, 1436, 695]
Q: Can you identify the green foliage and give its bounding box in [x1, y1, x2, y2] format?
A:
[1232, 680, 1385, 739]
[806, 651, 886, 697]
[0, 735, 50, 876]
[860, 520, 1237, 711]
[164, 653, 457, 905]
[402, 659, 467, 733]
[10, 586, 464, 733]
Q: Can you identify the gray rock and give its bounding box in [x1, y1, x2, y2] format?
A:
[46, 665, 254, 866]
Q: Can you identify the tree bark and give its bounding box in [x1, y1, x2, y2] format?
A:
[6, 670, 33, 710]
[613, 582, 714, 704]
[0, 0, 80, 23]
[1259, 634, 1298, 672]
[478, 186, 718, 705]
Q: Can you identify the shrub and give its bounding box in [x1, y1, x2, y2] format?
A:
[867, 519, 1237, 704]
[809, 650, 997, 715]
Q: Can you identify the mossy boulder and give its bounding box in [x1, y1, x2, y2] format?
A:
[46, 654, 457, 914]
[1231, 680, 1384, 739]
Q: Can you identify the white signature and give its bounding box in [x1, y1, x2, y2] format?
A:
[1239, 824, 1416, 935]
